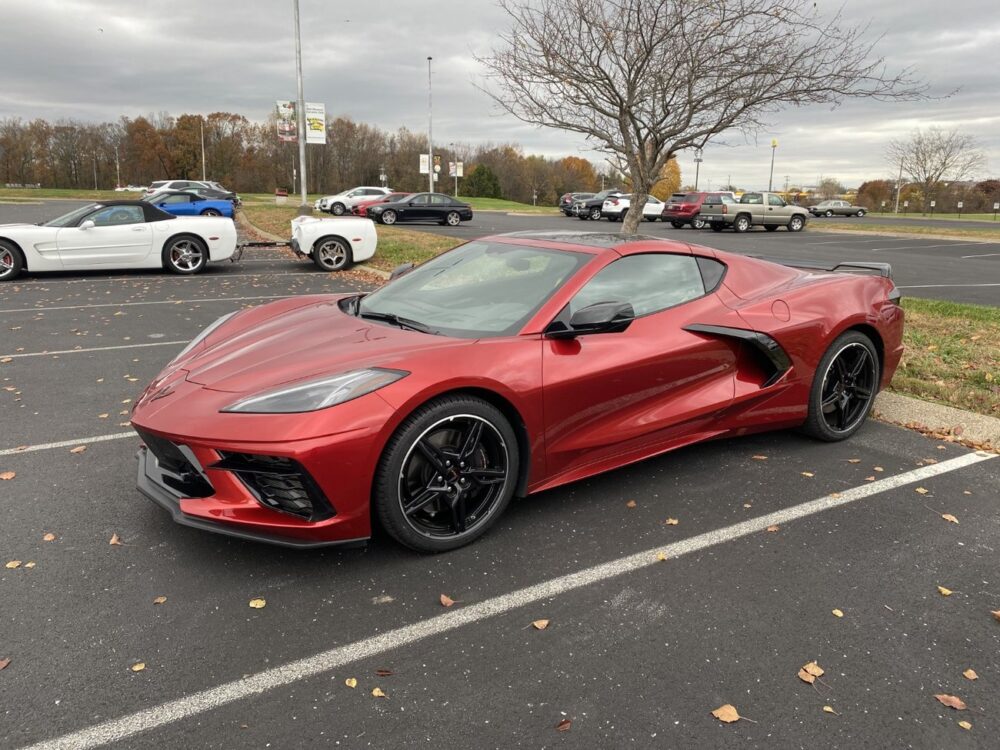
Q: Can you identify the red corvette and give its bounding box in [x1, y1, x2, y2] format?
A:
[131, 232, 903, 552]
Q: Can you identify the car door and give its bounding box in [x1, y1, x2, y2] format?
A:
[56, 205, 153, 267]
[541, 252, 740, 481]
[156, 194, 196, 216]
[402, 194, 432, 221]
[765, 193, 788, 224]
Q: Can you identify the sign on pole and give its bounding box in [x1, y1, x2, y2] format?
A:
[957, 201, 963, 209]
[433, 155, 442, 173]
[449, 161, 465, 177]
[304, 102, 326, 144]
[930, 200, 936, 207]
[995, 202, 1000, 210]
[275, 100, 296, 142]
[419, 154, 430, 174]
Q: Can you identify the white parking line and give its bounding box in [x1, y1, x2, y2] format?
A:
[20, 450, 996, 750]
[0, 295, 291, 314]
[805, 237, 915, 245]
[961, 253, 1000, 259]
[897, 283, 1000, 289]
[0, 432, 135, 457]
[869, 243, 986, 251]
[1, 341, 186, 359]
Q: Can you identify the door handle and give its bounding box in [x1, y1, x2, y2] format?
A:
[131, 226, 146, 231]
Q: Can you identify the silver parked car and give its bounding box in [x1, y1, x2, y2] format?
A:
[808, 200, 867, 217]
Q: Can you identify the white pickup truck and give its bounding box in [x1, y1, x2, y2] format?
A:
[700, 191, 809, 233]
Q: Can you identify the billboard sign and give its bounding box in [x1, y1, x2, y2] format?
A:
[449, 161, 464, 178]
[275, 100, 296, 142]
[419, 154, 430, 174]
[305, 102, 326, 145]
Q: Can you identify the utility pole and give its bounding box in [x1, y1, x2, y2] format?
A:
[768, 139, 778, 191]
[427, 56, 434, 194]
[93, 153, 98, 190]
[200, 118, 207, 181]
[693, 149, 703, 190]
[893, 158, 903, 214]
[113, 145, 121, 188]
[292, 0, 310, 214]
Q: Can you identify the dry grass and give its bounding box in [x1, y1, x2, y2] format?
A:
[892, 298, 1000, 417]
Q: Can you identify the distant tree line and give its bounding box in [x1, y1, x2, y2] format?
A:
[0, 112, 629, 204]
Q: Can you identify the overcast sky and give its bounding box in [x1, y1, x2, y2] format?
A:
[1, 0, 997, 189]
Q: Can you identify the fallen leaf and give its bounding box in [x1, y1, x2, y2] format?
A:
[823, 705, 840, 715]
[70, 445, 87, 454]
[711, 704, 741, 723]
[374, 669, 394, 677]
[625, 500, 637, 508]
[743, 503, 752, 508]
[345, 677, 357, 688]
[938, 586, 953, 597]
[42, 533, 56, 542]
[131, 662, 146, 672]
[0, 471, 15, 481]
[0, 658, 9, 670]
[153, 596, 167, 605]
[992, 610, 1000, 622]
[941, 514, 959, 524]
[864, 476, 876, 482]
[801, 471, 815, 477]
[556, 718, 572, 732]
[832, 609, 844, 618]
[664, 518, 679, 526]
[935, 694, 967, 710]
[5, 561, 21, 569]
[915, 487, 929, 495]
[798, 668, 816, 684]
[847, 458, 861, 464]
[874, 466, 884, 472]
[248, 598, 266, 609]
[98, 413, 109, 419]
[440, 594, 455, 607]
[766, 525, 780, 532]
[24, 562, 35, 569]
[656, 551, 667, 562]
[963, 669, 978, 681]
[109, 533, 122, 545]
[751, 455, 768, 461]
[371, 687, 386, 698]
[532, 619, 550, 630]
[958, 720, 972, 730]
[803, 661, 825, 678]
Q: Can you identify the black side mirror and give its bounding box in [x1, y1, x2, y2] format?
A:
[546, 301, 635, 339]
[389, 262, 414, 281]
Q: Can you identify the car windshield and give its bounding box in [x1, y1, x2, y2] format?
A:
[356, 241, 589, 338]
[43, 203, 102, 227]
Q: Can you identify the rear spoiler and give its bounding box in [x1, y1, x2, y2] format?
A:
[749, 256, 892, 278]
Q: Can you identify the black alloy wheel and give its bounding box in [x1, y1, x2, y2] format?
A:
[375, 396, 519, 552]
[802, 331, 880, 441]
[0, 240, 24, 282]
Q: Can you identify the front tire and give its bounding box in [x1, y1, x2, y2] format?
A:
[162, 236, 207, 275]
[0, 240, 25, 282]
[331, 203, 347, 216]
[589, 207, 602, 221]
[312, 237, 353, 271]
[788, 215, 805, 232]
[374, 396, 520, 553]
[802, 331, 880, 442]
[670, 220, 684, 229]
[824, 209, 834, 217]
[380, 210, 397, 225]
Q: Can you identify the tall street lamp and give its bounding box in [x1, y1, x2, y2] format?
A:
[693, 149, 703, 190]
[427, 57, 435, 195]
[292, 0, 310, 214]
[768, 139, 778, 191]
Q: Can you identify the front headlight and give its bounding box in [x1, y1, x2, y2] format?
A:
[221, 368, 407, 414]
[170, 311, 238, 365]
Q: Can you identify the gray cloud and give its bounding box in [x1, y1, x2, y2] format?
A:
[0, 0, 996, 188]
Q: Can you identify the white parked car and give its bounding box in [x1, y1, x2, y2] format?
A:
[315, 187, 393, 215]
[600, 194, 664, 221]
[0, 201, 237, 282]
[145, 179, 211, 195]
[290, 214, 377, 271]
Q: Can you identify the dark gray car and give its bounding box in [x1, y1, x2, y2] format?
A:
[808, 200, 867, 217]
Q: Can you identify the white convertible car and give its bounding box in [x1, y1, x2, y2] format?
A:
[290, 214, 377, 271]
[0, 201, 238, 282]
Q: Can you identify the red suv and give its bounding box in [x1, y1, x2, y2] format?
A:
[663, 191, 735, 229]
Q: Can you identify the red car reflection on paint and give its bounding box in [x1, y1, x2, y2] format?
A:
[131, 232, 903, 552]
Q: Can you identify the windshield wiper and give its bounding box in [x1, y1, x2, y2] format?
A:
[359, 310, 436, 334]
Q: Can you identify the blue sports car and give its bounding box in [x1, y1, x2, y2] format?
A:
[143, 190, 235, 218]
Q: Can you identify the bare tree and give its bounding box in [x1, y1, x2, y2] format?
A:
[886, 127, 984, 209]
[479, 0, 927, 235]
[816, 177, 846, 200]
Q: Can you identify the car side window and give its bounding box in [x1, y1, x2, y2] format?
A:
[768, 194, 785, 207]
[741, 193, 763, 204]
[568, 254, 706, 318]
[431, 194, 452, 205]
[410, 194, 430, 205]
[159, 195, 188, 204]
[87, 206, 144, 226]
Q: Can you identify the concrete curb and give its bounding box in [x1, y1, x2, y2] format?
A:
[813, 227, 995, 243]
[875, 391, 999, 449]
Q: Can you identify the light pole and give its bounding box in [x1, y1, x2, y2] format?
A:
[893, 158, 903, 214]
[113, 145, 120, 188]
[449, 142, 459, 196]
[200, 117, 207, 181]
[92, 152, 98, 190]
[693, 149, 703, 190]
[427, 56, 434, 194]
[292, 0, 310, 214]
[768, 139, 778, 191]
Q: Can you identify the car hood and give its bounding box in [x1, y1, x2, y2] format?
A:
[182, 297, 464, 394]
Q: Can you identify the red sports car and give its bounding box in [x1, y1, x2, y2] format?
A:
[131, 232, 904, 552]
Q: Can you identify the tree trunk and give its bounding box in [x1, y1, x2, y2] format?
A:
[621, 186, 648, 236]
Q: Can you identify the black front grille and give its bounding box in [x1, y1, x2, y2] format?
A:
[136, 428, 214, 498]
[211, 452, 334, 522]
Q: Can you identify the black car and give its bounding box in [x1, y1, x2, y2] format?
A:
[573, 189, 622, 220]
[559, 192, 594, 216]
[192, 187, 242, 207]
[367, 192, 473, 226]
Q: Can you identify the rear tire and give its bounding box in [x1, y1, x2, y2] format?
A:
[691, 215, 706, 230]
[200, 208, 222, 216]
[312, 237, 353, 271]
[162, 236, 207, 275]
[670, 220, 684, 229]
[0, 240, 25, 282]
[444, 211, 461, 226]
[374, 395, 520, 553]
[802, 331, 880, 442]
[733, 214, 751, 233]
[856, 209, 866, 217]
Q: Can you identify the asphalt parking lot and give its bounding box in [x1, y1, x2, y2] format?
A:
[1, 202, 999, 748]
